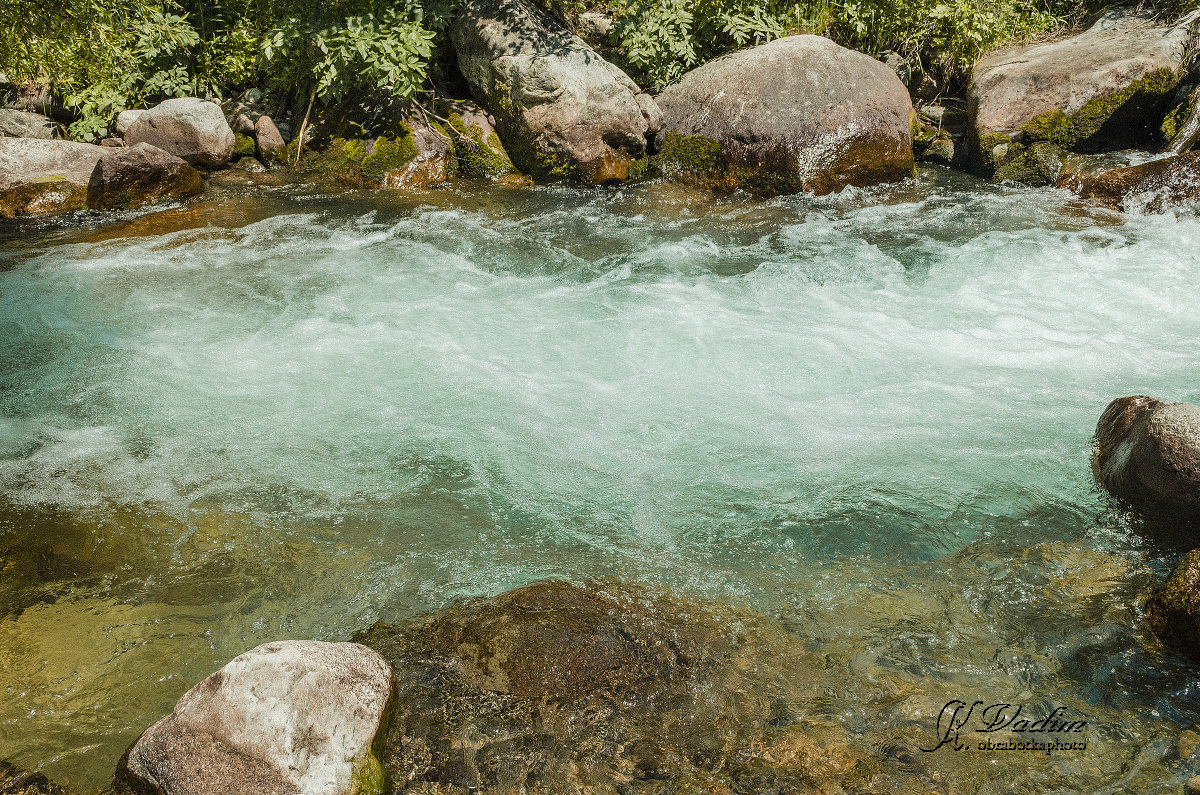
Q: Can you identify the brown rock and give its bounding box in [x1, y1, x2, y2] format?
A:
[1093, 396, 1200, 521]
[1056, 151, 1200, 212]
[253, 115, 285, 164]
[86, 142, 204, 211]
[0, 760, 70, 795]
[1147, 551, 1200, 661]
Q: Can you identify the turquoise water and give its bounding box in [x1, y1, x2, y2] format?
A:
[2, 171, 1200, 791]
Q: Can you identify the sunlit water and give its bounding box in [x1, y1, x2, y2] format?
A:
[2, 169, 1200, 792]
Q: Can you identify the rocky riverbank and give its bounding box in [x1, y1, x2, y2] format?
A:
[5, 4, 1200, 220]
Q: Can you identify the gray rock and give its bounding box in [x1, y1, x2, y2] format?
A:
[114, 110, 147, 137]
[0, 138, 106, 217]
[86, 142, 204, 211]
[969, 8, 1200, 173]
[655, 35, 915, 195]
[253, 115, 285, 163]
[450, 0, 661, 183]
[1093, 396, 1200, 520]
[0, 108, 56, 139]
[124, 97, 235, 168]
[100, 138, 123, 147]
[576, 11, 613, 42]
[114, 640, 394, 795]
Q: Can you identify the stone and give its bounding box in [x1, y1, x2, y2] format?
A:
[299, 107, 453, 189]
[0, 109, 56, 139]
[450, 0, 661, 183]
[124, 97, 235, 168]
[379, 114, 452, 189]
[1147, 551, 1200, 661]
[100, 138, 123, 147]
[1092, 396, 1200, 521]
[113, 640, 394, 795]
[354, 580, 937, 794]
[114, 110, 147, 137]
[435, 98, 517, 177]
[1188, 773, 1200, 795]
[0, 760, 69, 795]
[253, 115, 286, 164]
[0, 138, 106, 217]
[654, 35, 914, 195]
[1057, 151, 1200, 212]
[921, 135, 958, 167]
[86, 142, 204, 211]
[230, 111, 256, 136]
[969, 9, 1200, 174]
[993, 140, 1070, 186]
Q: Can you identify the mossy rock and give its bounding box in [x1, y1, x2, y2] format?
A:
[233, 134, 257, 158]
[993, 141, 1070, 186]
[919, 135, 957, 167]
[445, 110, 515, 178]
[1146, 550, 1200, 661]
[1020, 68, 1179, 152]
[297, 127, 420, 188]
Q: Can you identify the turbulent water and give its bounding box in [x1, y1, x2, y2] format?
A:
[2, 169, 1200, 792]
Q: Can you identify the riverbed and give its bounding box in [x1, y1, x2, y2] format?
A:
[2, 168, 1199, 792]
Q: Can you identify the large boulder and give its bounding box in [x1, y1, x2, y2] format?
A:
[654, 35, 915, 195]
[124, 98, 235, 168]
[0, 109, 56, 139]
[87, 142, 204, 211]
[1093, 396, 1200, 522]
[0, 138, 105, 217]
[450, 0, 662, 184]
[113, 640, 394, 795]
[969, 9, 1200, 177]
[1146, 549, 1200, 660]
[114, 110, 147, 137]
[1056, 150, 1200, 212]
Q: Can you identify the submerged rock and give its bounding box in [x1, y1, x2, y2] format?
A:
[87, 142, 204, 211]
[0, 761, 70, 795]
[654, 35, 914, 195]
[450, 0, 661, 184]
[0, 138, 105, 217]
[1146, 550, 1200, 660]
[969, 9, 1198, 177]
[124, 98, 236, 168]
[1093, 396, 1200, 522]
[0, 108, 56, 139]
[354, 580, 939, 794]
[1056, 151, 1200, 211]
[113, 640, 394, 795]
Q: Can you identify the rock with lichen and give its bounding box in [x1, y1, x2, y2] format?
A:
[86, 142, 204, 211]
[969, 8, 1200, 179]
[113, 640, 394, 795]
[652, 35, 914, 196]
[450, 0, 661, 184]
[1092, 395, 1200, 522]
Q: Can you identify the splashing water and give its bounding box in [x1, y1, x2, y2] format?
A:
[1, 171, 1200, 792]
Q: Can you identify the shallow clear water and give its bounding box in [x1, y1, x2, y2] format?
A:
[1, 170, 1199, 792]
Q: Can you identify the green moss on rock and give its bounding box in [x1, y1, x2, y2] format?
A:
[447, 111, 516, 178]
[993, 141, 1069, 186]
[1021, 67, 1179, 150]
[360, 133, 418, 186]
[233, 134, 256, 158]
